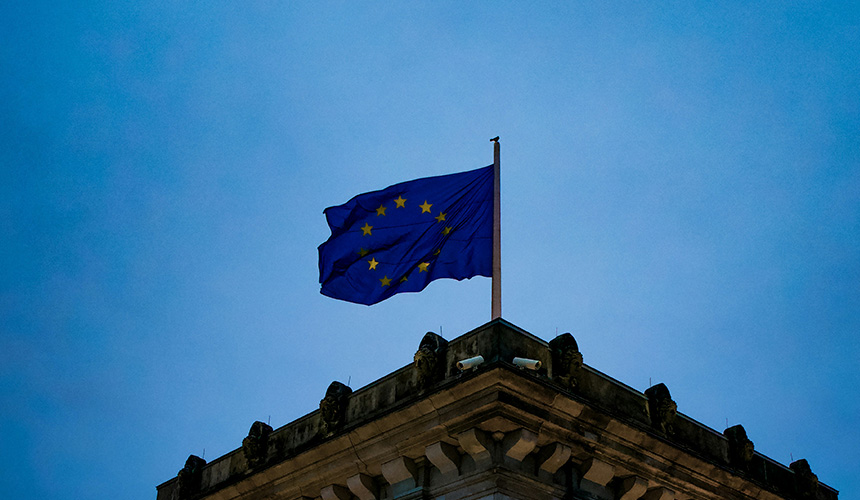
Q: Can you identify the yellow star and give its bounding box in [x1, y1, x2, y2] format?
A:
[361, 222, 373, 236]
[358, 248, 369, 257]
[376, 204, 387, 216]
[433, 249, 441, 255]
[367, 258, 378, 270]
[380, 275, 391, 287]
[442, 226, 451, 235]
[435, 212, 446, 222]
[418, 262, 430, 273]
[394, 195, 406, 208]
[419, 200, 432, 213]
[399, 276, 408, 283]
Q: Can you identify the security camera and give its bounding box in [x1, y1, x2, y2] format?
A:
[457, 355, 484, 371]
[512, 357, 541, 370]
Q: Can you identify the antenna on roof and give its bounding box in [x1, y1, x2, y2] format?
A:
[268, 415, 271, 426]
[347, 375, 351, 388]
[202, 448, 205, 460]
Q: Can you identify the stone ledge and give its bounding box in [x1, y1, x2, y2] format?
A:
[157, 319, 837, 500]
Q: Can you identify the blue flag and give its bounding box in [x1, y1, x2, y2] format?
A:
[319, 165, 494, 305]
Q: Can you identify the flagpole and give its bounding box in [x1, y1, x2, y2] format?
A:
[491, 137, 501, 319]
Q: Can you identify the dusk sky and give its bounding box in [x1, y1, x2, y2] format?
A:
[2, 2, 858, 499]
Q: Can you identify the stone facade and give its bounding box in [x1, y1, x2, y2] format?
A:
[157, 319, 838, 500]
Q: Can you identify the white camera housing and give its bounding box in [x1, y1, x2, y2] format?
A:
[512, 357, 541, 370]
[456, 355, 485, 371]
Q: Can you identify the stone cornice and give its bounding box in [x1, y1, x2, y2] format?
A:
[157, 319, 837, 500]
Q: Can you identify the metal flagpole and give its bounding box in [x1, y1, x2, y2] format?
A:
[491, 137, 501, 319]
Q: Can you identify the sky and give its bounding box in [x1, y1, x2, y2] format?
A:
[1, 2, 858, 499]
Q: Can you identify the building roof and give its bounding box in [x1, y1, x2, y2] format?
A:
[157, 319, 837, 500]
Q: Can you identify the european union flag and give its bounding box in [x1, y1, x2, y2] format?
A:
[319, 165, 494, 305]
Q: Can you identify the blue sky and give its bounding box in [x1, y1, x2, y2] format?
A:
[2, 2, 858, 499]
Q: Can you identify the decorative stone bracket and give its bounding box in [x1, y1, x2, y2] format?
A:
[580, 457, 615, 487]
[320, 484, 351, 500]
[457, 428, 492, 464]
[642, 486, 675, 500]
[425, 442, 460, 476]
[617, 476, 648, 500]
[347, 473, 378, 500]
[312, 428, 692, 500]
[381, 457, 418, 487]
[503, 428, 537, 462]
[537, 443, 571, 475]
